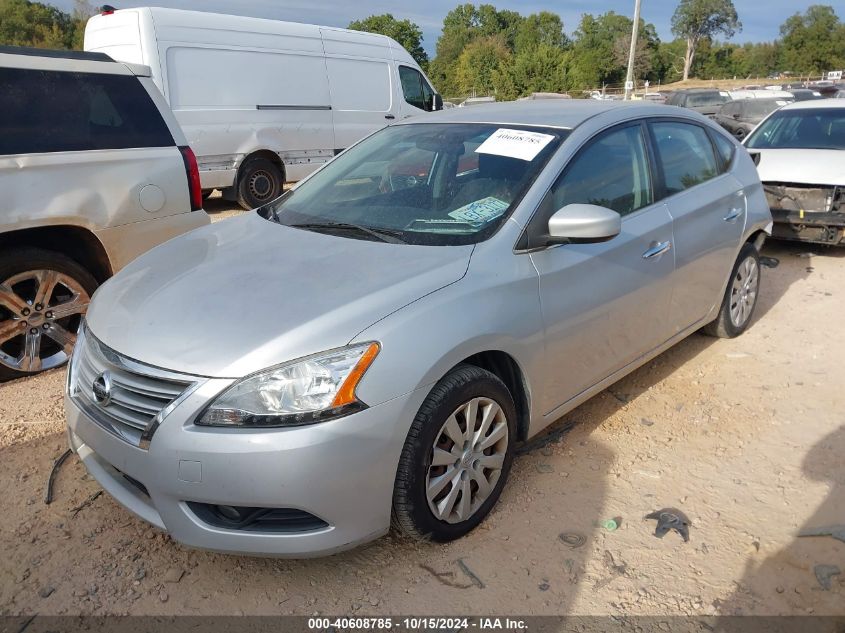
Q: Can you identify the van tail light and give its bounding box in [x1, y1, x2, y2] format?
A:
[179, 146, 203, 211]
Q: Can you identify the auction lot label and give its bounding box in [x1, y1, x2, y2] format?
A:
[475, 128, 556, 161]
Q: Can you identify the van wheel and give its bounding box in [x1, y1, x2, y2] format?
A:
[0, 248, 97, 380]
[392, 365, 516, 542]
[703, 242, 761, 339]
[734, 128, 746, 140]
[237, 157, 283, 210]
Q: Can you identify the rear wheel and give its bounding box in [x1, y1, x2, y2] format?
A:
[236, 156, 284, 210]
[0, 248, 96, 380]
[392, 365, 516, 542]
[703, 242, 761, 338]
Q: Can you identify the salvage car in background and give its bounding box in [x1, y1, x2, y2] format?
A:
[85, 7, 442, 209]
[714, 98, 788, 140]
[745, 100, 845, 246]
[65, 101, 771, 557]
[667, 89, 730, 117]
[0, 47, 209, 379]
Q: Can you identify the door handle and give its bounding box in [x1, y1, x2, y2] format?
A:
[723, 208, 743, 223]
[642, 241, 672, 259]
[385, 114, 396, 120]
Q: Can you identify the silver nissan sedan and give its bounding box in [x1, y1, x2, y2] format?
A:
[64, 101, 772, 557]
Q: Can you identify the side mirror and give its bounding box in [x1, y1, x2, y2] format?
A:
[432, 93, 444, 112]
[547, 204, 621, 245]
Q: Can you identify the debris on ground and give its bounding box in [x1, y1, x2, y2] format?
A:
[456, 558, 485, 589]
[163, 568, 185, 584]
[44, 449, 72, 505]
[598, 518, 621, 531]
[535, 463, 554, 473]
[798, 525, 845, 545]
[645, 508, 691, 542]
[419, 564, 473, 589]
[594, 550, 628, 590]
[813, 564, 841, 591]
[70, 490, 102, 518]
[559, 532, 587, 548]
[759, 256, 780, 268]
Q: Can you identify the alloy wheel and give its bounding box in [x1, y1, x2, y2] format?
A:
[426, 397, 509, 524]
[0, 269, 90, 372]
[729, 256, 759, 328]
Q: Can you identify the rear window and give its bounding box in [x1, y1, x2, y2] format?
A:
[687, 92, 729, 107]
[0, 67, 173, 155]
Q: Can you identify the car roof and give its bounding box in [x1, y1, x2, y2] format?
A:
[780, 99, 845, 111]
[405, 100, 682, 130]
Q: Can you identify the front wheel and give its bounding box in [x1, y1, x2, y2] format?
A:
[392, 365, 517, 542]
[703, 242, 761, 338]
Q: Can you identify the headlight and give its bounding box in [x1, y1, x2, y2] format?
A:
[196, 342, 379, 427]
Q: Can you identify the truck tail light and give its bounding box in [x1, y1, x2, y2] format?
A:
[179, 146, 203, 211]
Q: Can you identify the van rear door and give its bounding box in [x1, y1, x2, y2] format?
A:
[321, 29, 398, 152]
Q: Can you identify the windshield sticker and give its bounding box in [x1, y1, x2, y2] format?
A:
[476, 128, 556, 162]
[448, 197, 510, 224]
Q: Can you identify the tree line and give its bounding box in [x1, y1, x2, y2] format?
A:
[2, 0, 844, 99]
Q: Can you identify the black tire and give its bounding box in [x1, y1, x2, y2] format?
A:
[734, 128, 746, 141]
[702, 242, 761, 339]
[0, 248, 98, 380]
[236, 157, 284, 210]
[392, 364, 517, 542]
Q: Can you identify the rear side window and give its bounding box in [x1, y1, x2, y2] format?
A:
[650, 121, 719, 195]
[710, 131, 735, 173]
[399, 66, 434, 112]
[0, 67, 173, 155]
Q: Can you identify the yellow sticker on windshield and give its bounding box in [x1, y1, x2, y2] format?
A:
[449, 197, 510, 224]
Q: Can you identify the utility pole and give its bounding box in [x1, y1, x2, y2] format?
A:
[624, 0, 642, 101]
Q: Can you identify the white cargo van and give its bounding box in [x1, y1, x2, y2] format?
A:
[84, 7, 443, 209]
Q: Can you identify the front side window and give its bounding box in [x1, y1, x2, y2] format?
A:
[0, 67, 173, 155]
[746, 108, 845, 150]
[651, 121, 719, 195]
[399, 66, 433, 112]
[541, 125, 653, 218]
[262, 123, 565, 246]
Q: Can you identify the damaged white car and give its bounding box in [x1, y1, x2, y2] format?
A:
[745, 100, 845, 246]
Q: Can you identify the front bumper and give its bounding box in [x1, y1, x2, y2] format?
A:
[65, 384, 428, 557]
[770, 208, 845, 245]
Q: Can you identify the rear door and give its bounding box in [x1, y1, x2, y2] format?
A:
[528, 122, 676, 414]
[648, 120, 746, 334]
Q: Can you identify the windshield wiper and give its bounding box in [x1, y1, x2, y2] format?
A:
[291, 221, 407, 244]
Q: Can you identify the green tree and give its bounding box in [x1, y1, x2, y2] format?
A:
[779, 5, 845, 74]
[0, 0, 77, 49]
[348, 13, 428, 67]
[514, 11, 567, 53]
[454, 34, 512, 96]
[496, 43, 569, 99]
[671, 0, 741, 80]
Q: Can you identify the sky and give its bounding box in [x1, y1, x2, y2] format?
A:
[53, 0, 804, 54]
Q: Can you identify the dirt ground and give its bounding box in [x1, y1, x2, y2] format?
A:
[1, 207, 843, 616]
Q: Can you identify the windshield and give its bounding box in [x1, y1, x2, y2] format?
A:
[687, 93, 729, 107]
[746, 108, 845, 150]
[261, 123, 565, 246]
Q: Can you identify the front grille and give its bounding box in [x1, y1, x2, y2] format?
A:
[70, 325, 197, 448]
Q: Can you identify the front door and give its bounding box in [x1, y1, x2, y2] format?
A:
[528, 123, 676, 413]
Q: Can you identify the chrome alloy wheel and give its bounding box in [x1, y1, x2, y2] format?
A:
[426, 397, 509, 524]
[729, 256, 759, 328]
[0, 270, 90, 372]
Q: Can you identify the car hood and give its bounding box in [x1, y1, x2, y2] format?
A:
[86, 213, 473, 378]
[751, 148, 845, 186]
